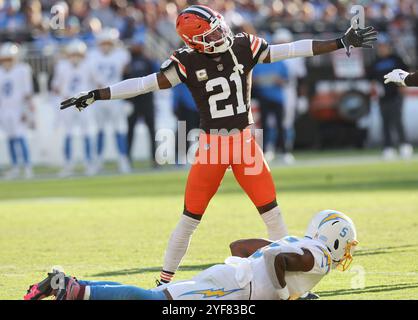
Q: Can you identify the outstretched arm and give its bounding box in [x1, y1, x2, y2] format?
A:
[60, 71, 174, 110]
[262, 26, 377, 63]
[405, 72, 418, 86]
[103, 72, 173, 100]
[384, 69, 418, 87]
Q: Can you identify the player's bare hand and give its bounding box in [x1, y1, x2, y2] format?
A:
[340, 26, 378, 57]
[60, 91, 95, 111]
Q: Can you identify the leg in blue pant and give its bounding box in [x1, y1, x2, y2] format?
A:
[78, 280, 121, 286]
[64, 135, 72, 163]
[79, 280, 167, 300]
[8, 138, 18, 166]
[17, 137, 31, 166]
[84, 136, 92, 163]
[97, 131, 105, 157]
[115, 132, 128, 156]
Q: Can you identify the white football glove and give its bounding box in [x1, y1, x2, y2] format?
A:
[383, 69, 409, 86]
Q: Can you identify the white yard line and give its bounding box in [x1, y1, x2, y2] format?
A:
[0, 197, 84, 204]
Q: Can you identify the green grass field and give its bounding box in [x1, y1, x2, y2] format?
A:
[1, 157, 418, 300]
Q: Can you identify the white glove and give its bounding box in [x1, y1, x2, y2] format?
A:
[384, 69, 409, 86]
[276, 285, 290, 300]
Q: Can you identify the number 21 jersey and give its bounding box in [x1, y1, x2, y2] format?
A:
[163, 33, 268, 132]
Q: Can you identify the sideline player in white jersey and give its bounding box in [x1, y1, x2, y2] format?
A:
[0, 42, 34, 179]
[52, 40, 96, 177]
[272, 29, 308, 165]
[25, 210, 358, 300]
[88, 28, 131, 173]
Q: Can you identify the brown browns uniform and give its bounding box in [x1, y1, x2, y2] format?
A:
[161, 33, 268, 132]
[160, 33, 277, 217]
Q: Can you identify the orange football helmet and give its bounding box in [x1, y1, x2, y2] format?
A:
[176, 5, 234, 54]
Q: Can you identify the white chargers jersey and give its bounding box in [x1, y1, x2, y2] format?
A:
[159, 236, 332, 300]
[0, 63, 33, 110]
[246, 236, 331, 300]
[52, 59, 96, 135]
[52, 59, 92, 98]
[87, 47, 130, 87]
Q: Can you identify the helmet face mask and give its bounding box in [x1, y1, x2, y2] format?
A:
[68, 53, 84, 65]
[66, 40, 87, 65]
[0, 57, 16, 69]
[96, 28, 119, 54]
[191, 18, 233, 54]
[0, 42, 19, 69]
[99, 42, 115, 54]
[335, 240, 358, 271]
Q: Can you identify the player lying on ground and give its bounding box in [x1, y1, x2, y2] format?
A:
[60, 5, 375, 286]
[384, 69, 418, 87]
[25, 210, 357, 300]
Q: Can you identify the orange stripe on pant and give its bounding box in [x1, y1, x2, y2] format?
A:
[184, 129, 277, 215]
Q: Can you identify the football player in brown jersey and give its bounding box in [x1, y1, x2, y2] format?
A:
[60, 5, 377, 285]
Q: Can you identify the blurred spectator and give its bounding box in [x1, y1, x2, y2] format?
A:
[31, 20, 58, 52]
[0, 0, 27, 37]
[124, 34, 158, 167]
[369, 33, 413, 160]
[88, 0, 116, 29]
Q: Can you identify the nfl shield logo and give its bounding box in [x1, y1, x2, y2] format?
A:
[217, 64, 224, 71]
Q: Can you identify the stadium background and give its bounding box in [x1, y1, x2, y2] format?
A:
[0, 0, 418, 167]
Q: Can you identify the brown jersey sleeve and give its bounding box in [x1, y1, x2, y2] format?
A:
[242, 33, 269, 67]
[160, 47, 192, 82]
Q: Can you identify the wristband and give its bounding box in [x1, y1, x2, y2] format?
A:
[91, 89, 101, 100]
[336, 38, 344, 49]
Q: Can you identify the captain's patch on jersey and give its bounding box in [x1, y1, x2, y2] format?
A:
[195, 69, 208, 81]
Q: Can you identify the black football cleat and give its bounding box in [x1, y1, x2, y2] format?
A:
[298, 291, 320, 300]
[24, 270, 64, 300]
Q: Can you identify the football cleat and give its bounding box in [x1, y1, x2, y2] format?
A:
[55, 276, 82, 300]
[24, 270, 62, 300]
[298, 291, 320, 300]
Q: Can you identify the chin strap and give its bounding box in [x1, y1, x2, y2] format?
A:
[228, 46, 244, 75]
